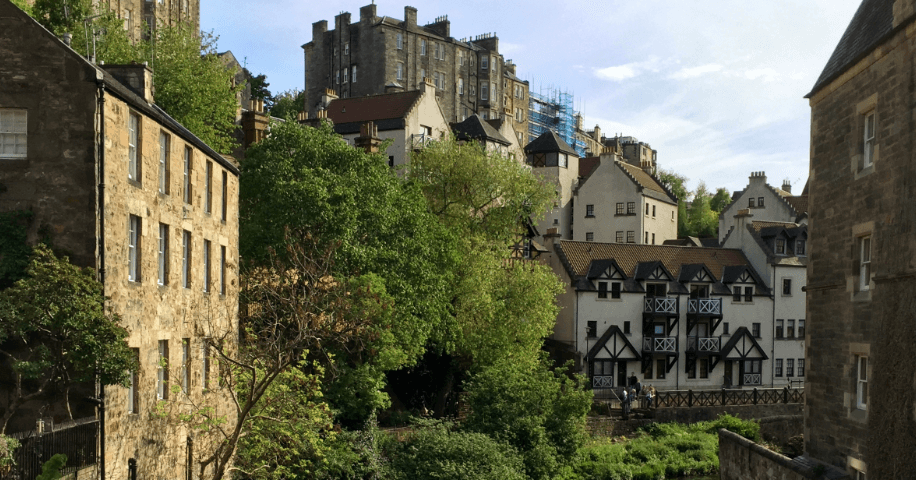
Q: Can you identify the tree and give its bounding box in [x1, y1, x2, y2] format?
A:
[463, 355, 592, 480]
[248, 71, 271, 102]
[710, 187, 733, 213]
[686, 182, 719, 238]
[0, 245, 135, 434]
[269, 89, 305, 120]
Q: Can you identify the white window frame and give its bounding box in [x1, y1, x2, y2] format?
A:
[0, 109, 28, 159]
[481, 82, 488, 100]
[859, 235, 871, 291]
[856, 356, 868, 410]
[458, 77, 464, 95]
[396, 62, 403, 81]
[863, 111, 875, 168]
[351, 65, 357, 83]
[481, 55, 488, 70]
[158, 223, 168, 286]
[158, 132, 169, 194]
[396, 33, 403, 50]
[128, 112, 140, 181]
[420, 38, 426, 56]
[128, 215, 141, 282]
[344, 42, 349, 55]
[775, 238, 786, 255]
[343, 68, 348, 84]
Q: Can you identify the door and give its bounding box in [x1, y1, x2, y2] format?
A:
[724, 361, 733, 387]
[617, 361, 627, 387]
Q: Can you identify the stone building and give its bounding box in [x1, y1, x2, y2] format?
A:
[542, 240, 776, 391]
[302, 4, 527, 133]
[718, 171, 808, 245]
[805, 0, 916, 477]
[0, 3, 238, 478]
[525, 130, 580, 240]
[602, 135, 658, 173]
[503, 61, 529, 146]
[21, 0, 199, 43]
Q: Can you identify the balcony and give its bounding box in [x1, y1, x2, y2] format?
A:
[687, 298, 722, 317]
[410, 133, 434, 150]
[687, 336, 721, 354]
[743, 373, 762, 386]
[592, 375, 614, 389]
[644, 296, 678, 316]
[643, 336, 677, 353]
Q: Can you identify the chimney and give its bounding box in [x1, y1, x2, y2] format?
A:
[102, 63, 155, 104]
[421, 76, 436, 94]
[360, 3, 377, 23]
[319, 88, 338, 110]
[355, 121, 382, 154]
[385, 82, 405, 94]
[505, 60, 516, 75]
[543, 227, 561, 253]
[782, 179, 792, 194]
[312, 20, 328, 41]
[733, 208, 753, 245]
[242, 102, 269, 149]
[62, 33, 72, 47]
[404, 6, 417, 28]
[749, 171, 767, 185]
[592, 125, 601, 142]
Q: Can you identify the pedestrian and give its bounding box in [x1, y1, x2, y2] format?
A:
[646, 386, 654, 408]
[628, 371, 637, 388]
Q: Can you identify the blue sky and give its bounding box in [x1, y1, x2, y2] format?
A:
[203, 0, 862, 194]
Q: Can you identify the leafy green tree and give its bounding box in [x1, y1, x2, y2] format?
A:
[686, 183, 719, 238]
[248, 71, 271, 102]
[10, 0, 32, 15]
[463, 355, 593, 480]
[35, 454, 67, 480]
[0, 245, 135, 434]
[269, 89, 305, 119]
[657, 168, 688, 203]
[710, 187, 733, 213]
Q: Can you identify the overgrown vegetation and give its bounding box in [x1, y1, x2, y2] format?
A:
[658, 169, 732, 238]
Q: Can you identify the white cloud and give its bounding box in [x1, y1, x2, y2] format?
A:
[669, 63, 724, 79]
[594, 63, 641, 81]
[742, 68, 780, 82]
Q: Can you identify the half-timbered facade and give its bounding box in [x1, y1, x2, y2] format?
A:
[543, 239, 775, 391]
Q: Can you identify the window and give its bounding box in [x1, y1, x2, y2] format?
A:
[646, 284, 667, 297]
[158, 223, 168, 286]
[159, 132, 170, 194]
[221, 171, 228, 222]
[688, 362, 696, 379]
[458, 78, 464, 95]
[623, 321, 631, 334]
[786, 359, 794, 377]
[182, 230, 191, 289]
[586, 321, 597, 338]
[123, 9, 132, 32]
[775, 359, 783, 377]
[344, 42, 349, 55]
[128, 112, 140, 181]
[335, 70, 339, 84]
[203, 239, 211, 293]
[598, 281, 608, 299]
[127, 348, 139, 414]
[652, 205, 656, 217]
[652, 233, 656, 245]
[748, 197, 755, 208]
[396, 63, 403, 81]
[776, 319, 784, 339]
[733, 286, 742, 302]
[420, 68, 426, 82]
[396, 33, 403, 50]
[744, 286, 753, 302]
[611, 282, 621, 299]
[645, 203, 650, 215]
[157, 340, 169, 401]
[656, 359, 666, 379]
[481, 83, 488, 100]
[204, 161, 213, 214]
[699, 359, 708, 379]
[183, 147, 192, 204]
[626, 231, 635, 243]
[0, 109, 28, 159]
[343, 68, 348, 84]
[859, 235, 871, 291]
[856, 356, 868, 409]
[796, 239, 806, 256]
[643, 359, 653, 379]
[202, 339, 210, 392]
[758, 196, 765, 207]
[349, 65, 357, 84]
[470, 85, 476, 96]
[743, 360, 761, 384]
[752, 323, 761, 337]
[220, 245, 226, 295]
[798, 320, 805, 337]
[723, 322, 730, 334]
[783, 278, 791, 295]
[420, 38, 426, 55]
[586, 204, 594, 217]
[855, 469, 866, 480]
[627, 202, 635, 214]
[491, 82, 496, 100]
[481, 55, 488, 69]
[181, 338, 190, 393]
[616, 231, 623, 243]
[775, 239, 786, 255]
[797, 359, 805, 377]
[491, 56, 497, 71]
[863, 111, 875, 167]
[645, 232, 649, 244]
[616, 203, 624, 215]
[787, 320, 795, 338]
[128, 215, 141, 282]
[586, 232, 594, 242]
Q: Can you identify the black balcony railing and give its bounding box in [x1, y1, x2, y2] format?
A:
[644, 296, 678, 315]
[2, 418, 98, 480]
[687, 298, 722, 316]
[687, 336, 721, 353]
[642, 336, 677, 353]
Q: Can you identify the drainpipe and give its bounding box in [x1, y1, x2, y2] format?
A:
[96, 80, 107, 480]
[771, 264, 776, 388]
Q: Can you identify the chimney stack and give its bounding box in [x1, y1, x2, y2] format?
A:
[102, 63, 155, 104]
[782, 179, 792, 194]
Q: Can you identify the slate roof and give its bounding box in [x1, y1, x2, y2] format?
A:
[325, 91, 422, 126]
[559, 241, 755, 283]
[808, 0, 898, 97]
[451, 115, 511, 145]
[616, 162, 673, 199]
[785, 195, 808, 215]
[524, 130, 578, 155]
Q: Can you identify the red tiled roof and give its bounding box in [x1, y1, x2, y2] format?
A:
[579, 157, 600, 177]
[559, 240, 752, 282]
[325, 91, 422, 125]
[785, 195, 808, 214]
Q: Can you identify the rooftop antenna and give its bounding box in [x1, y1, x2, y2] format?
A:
[83, 14, 104, 63]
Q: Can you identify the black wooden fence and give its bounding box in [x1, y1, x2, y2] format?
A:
[1, 417, 98, 480]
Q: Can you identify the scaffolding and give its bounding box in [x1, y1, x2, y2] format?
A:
[528, 87, 587, 156]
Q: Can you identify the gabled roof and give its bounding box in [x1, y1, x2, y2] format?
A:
[616, 162, 677, 202]
[808, 0, 899, 97]
[586, 325, 641, 362]
[451, 115, 511, 146]
[325, 90, 423, 126]
[721, 265, 766, 285]
[634, 261, 674, 282]
[785, 195, 808, 215]
[558, 241, 755, 283]
[678, 264, 716, 283]
[586, 259, 626, 280]
[524, 130, 578, 156]
[721, 327, 769, 360]
[578, 156, 600, 178]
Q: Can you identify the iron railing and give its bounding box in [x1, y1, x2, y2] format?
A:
[643, 336, 677, 353]
[1, 417, 98, 480]
[410, 133, 433, 150]
[592, 375, 614, 389]
[644, 296, 678, 315]
[687, 298, 722, 315]
[743, 373, 762, 385]
[653, 387, 804, 408]
[687, 336, 721, 353]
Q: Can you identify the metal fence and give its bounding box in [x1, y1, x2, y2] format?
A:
[592, 386, 804, 410]
[1, 417, 98, 480]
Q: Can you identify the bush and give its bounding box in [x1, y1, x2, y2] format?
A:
[701, 414, 760, 442]
[384, 421, 526, 480]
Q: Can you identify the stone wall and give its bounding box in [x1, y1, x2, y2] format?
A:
[652, 403, 802, 424]
[718, 429, 825, 480]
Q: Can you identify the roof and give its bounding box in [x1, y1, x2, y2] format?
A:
[451, 115, 511, 145]
[785, 195, 808, 215]
[524, 130, 578, 156]
[578, 157, 600, 178]
[559, 241, 755, 283]
[616, 161, 676, 201]
[808, 0, 898, 97]
[325, 91, 423, 126]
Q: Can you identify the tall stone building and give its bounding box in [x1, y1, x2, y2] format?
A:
[1, 3, 237, 478]
[806, 0, 916, 477]
[21, 0, 200, 42]
[302, 3, 528, 133]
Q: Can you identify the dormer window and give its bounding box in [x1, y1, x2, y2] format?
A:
[775, 239, 786, 255]
[690, 285, 709, 298]
[558, 153, 568, 168]
[796, 239, 806, 256]
[646, 283, 667, 297]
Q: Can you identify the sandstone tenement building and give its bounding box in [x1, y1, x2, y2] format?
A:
[0, 2, 237, 478]
[22, 0, 199, 43]
[805, 0, 916, 477]
[302, 3, 528, 137]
